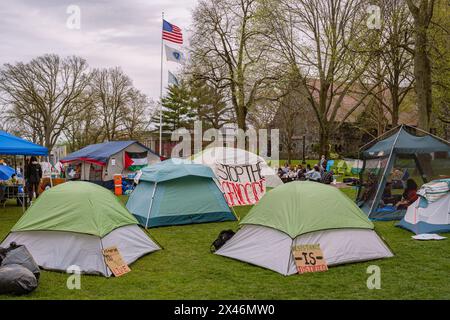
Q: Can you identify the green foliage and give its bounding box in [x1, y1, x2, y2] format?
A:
[153, 78, 231, 132]
[188, 78, 231, 129]
[1, 191, 449, 299]
[431, 0, 450, 135]
[153, 83, 196, 132]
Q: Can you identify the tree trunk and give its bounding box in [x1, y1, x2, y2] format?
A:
[236, 106, 247, 130]
[319, 128, 330, 158]
[414, 26, 433, 131]
[391, 84, 400, 127]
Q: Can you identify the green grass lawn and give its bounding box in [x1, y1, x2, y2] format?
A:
[0, 188, 449, 300]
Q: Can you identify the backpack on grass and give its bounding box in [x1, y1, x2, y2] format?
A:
[211, 230, 235, 253]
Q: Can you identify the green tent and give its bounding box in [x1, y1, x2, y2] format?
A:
[12, 181, 137, 237]
[2, 181, 160, 276]
[216, 181, 393, 275]
[126, 159, 236, 228]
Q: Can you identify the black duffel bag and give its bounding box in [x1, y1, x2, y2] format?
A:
[210, 230, 235, 253]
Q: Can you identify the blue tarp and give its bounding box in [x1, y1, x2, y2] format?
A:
[0, 165, 15, 180]
[0, 131, 48, 156]
[397, 220, 450, 235]
[140, 159, 216, 183]
[61, 141, 158, 165]
[363, 127, 450, 157]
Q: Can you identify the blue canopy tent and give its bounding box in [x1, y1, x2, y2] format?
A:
[126, 159, 237, 228]
[356, 125, 450, 221]
[0, 131, 48, 209]
[0, 131, 48, 156]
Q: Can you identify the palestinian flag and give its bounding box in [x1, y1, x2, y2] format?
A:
[124, 151, 148, 171]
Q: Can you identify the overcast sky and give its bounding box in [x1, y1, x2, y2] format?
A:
[0, 0, 198, 100]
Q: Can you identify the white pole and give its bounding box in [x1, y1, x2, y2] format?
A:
[159, 12, 164, 156]
[145, 182, 158, 229]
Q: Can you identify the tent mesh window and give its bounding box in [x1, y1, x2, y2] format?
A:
[357, 157, 389, 212]
[356, 126, 450, 219]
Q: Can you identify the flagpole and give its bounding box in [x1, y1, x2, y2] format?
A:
[159, 12, 164, 156]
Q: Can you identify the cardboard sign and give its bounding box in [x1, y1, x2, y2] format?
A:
[292, 244, 328, 274]
[215, 162, 266, 206]
[102, 246, 131, 277]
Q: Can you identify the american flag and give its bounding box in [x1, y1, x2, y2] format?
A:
[162, 20, 183, 45]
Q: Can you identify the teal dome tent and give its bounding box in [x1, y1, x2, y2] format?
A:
[126, 159, 237, 228]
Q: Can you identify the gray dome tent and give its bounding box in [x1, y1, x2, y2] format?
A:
[357, 125, 450, 220]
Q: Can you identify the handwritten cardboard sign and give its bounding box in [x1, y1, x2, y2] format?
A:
[292, 244, 328, 274]
[215, 162, 266, 206]
[102, 246, 131, 277]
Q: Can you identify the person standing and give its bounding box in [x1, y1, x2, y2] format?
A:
[25, 156, 42, 200]
[320, 155, 328, 171]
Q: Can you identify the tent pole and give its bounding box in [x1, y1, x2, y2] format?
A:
[23, 155, 26, 212]
[368, 126, 403, 216]
[145, 181, 158, 229]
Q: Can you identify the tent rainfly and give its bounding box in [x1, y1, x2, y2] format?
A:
[356, 125, 450, 221]
[191, 147, 283, 207]
[216, 181, 393, 276]
[126, 159, 236, 228]
[1, 181, 160, 277]
[61, 141, 160, 187]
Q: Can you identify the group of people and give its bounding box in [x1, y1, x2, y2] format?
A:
[0, 156, 43, 202]
[277, 155, 334, 185]
[361, 169, 419, 211]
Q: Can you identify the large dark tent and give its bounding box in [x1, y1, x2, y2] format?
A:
[356, 125, 450, 220]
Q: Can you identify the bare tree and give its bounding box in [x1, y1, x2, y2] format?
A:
[122, 89, 152, 140]
[190, 0, 278, 130]
[90, 67, 133, 141]
[0, 54, 91, 152]
[261, 0, 381, 157]
[62, 92, 102, 152]
[364, 0, 414, 127]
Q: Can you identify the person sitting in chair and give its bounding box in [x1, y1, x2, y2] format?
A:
[396, 179, 418, 210]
